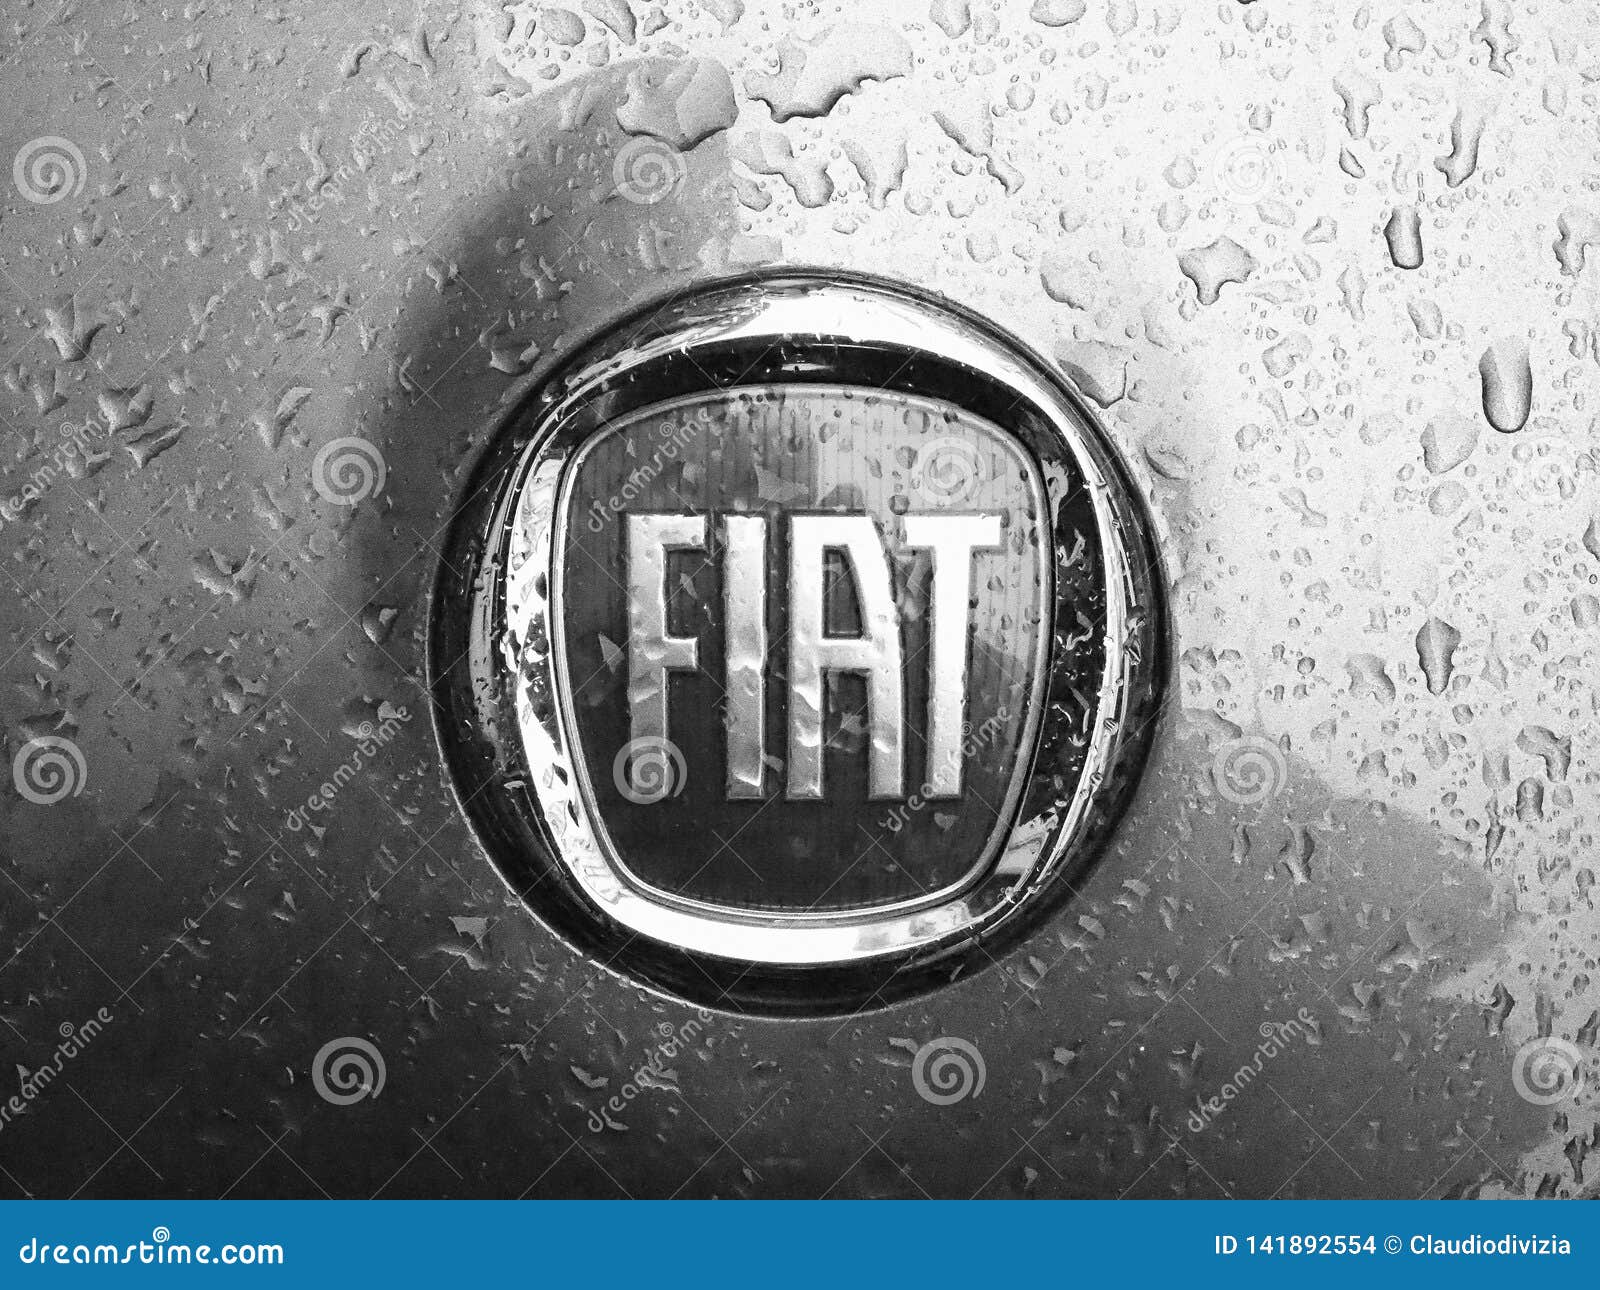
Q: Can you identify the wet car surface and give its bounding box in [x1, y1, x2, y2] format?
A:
[0, 0, 1595, 1198]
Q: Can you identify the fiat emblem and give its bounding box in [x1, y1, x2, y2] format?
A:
[430, 272, 1164, 1013]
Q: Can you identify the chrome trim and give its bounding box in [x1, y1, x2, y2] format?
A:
[429, 269, 1165, 1013]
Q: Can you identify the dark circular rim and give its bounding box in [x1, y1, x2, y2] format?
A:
[426, 267, 1168, 1016]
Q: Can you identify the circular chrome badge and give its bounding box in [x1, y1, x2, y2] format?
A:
[430, 272, 1164, 1014]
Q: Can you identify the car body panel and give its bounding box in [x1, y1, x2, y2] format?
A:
[0, 0, 1590, 1198]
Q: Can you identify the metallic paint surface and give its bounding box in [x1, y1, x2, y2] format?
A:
[0, 0, 1589, 1198]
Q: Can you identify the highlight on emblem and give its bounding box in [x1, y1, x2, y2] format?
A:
[1511, 1036, 1586, 1107]
[1212, 734, 1288, 806]
[12, 735, 87, 805]
[612, 136, 687, 205]
[612, 736, 687, 805]
[312, 1036, 386, 1106]
[911, 1036, 986, 1106]
[12, 136, 88, 205]
[313, 436, 387, 506]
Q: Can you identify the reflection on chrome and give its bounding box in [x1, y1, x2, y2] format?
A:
[430, 271, 1165, 1013]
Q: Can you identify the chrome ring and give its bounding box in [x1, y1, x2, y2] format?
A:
[429, 270, 1165, 1014]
